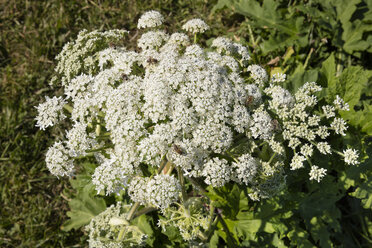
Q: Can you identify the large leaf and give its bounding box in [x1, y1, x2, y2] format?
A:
[61, 183, 106, 231]
[350, 176, 372, 210]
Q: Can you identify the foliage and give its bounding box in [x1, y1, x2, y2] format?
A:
[1, 0, 371, 247]
[212, 0, 372, 72]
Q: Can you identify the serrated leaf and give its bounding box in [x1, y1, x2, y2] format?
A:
[61, 184, 106, 231]
[350, 178, 372, 209]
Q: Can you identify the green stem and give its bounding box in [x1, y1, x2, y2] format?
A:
[268, 152, 277, 164]
[303, 47, 314, 70]
[126, 202, 140, 221]
[117, 226, 127, 241]
[157, 156, 168, 174]
[63, 104, 73, 113]
[194, 33, 197, 43]
[177, 167, 188, 203]
[185, 176, 207, 194]
[218, 215, 236, 246]
[133, 207, 158, 219]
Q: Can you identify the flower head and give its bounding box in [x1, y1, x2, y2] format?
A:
[309, 165, 327, 182]
[137, 10, 164, 29]
[182, 18, 209, 34]
[35, 96, 66, 130]
[343, 148, 359, 165]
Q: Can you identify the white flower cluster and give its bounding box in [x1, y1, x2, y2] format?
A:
[309, 165, 327, 182]
[45, 141, 74, 177]
[232, 153, 258, 185]
[202, 158, 231, 187]
[128, 175, 181, 209]
[86, 202, 147, 248]
[137, 10, 164, 29]
[35, 96, 66, 130]
[343, 148, 359, 165]
[264, 81, 357, 180]
[182, 19, 209, 34]
[39, 9, 359, 210]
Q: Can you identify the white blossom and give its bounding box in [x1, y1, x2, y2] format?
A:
[45, 141, 74, 177]
[35, 96, 66, 130]
[334, 95, 350, 111]
[322, 105, 335, 119]
[271, 73, 286, 83]
[317, 142, 332, 155]
[290, 153, 306, 170]
[343, 148, 359, 165]
[202, 158, 231, 187]
[233, 154, 258, 185]
[247, 65, 268, 86]
[309, 165, 327, 182]
[331, 117, 348, 136]
[137, 10, 164, 29]
[182, 18, 209, 34]
[146, 174, 181, 209]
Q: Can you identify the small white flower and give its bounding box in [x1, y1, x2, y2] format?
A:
[202, 158, 231, 187]
[168, 32, 190, 46]
[343, 148, 359, 165]
[45, 141, 74, 177]
[316, 142, 332, 155]
[271, 73, 286, 83]
[300, 144, 313, 157]
[182, 18, 209, 34]
[322, 105, 335, 119]
[331, 117, 348, 136]
[146, 174, 181, 209]
[247, 65, 268, 87]
[290, 153, 306, 170]
[211, 37, 234, 54]
[232, 154, 258, 185]
[128, 176, 149, 205]
[137, 10, 164, 29]
[138, 30, 169, 50]
[309, 165, 327, 182]
[333, 95, 349, 111]
[35, 96, 66, 130]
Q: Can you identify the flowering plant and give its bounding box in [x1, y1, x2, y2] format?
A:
[36, 10, 363, 247]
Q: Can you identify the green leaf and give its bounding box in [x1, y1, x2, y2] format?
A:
[61, 184, 106, 231]
[133, 214, 155, 246]
[350, 177, 372, 209]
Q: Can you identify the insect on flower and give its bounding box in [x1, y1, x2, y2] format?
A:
[147, 57, 159, 64]
[245, 95, 255, 107]
[173, 144, 184, 155]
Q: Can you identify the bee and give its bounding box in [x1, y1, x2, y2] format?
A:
[121, 74, 128, 81]
[245, 95, 254, 107]
[173, 144, 183, 155]
[108, 42, 116, 49]
[147, 57, 159, 64]
[271, 119, 281, 131]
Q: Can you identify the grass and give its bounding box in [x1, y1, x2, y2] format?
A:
[0, 0, 221, 246]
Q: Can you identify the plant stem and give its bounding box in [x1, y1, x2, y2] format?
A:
[177, 167, 188, 203]
[185, 176, 207, 194]
[303, 47, 314, 69]
[133, 207, 158, 219]
[218, 215, 236, 246]
[63, 104, 73, 113]
[126, 202, 140, 221]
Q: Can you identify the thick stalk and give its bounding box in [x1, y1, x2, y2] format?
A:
[126, 202, 140, 221]
[177, 167, 188, 203]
